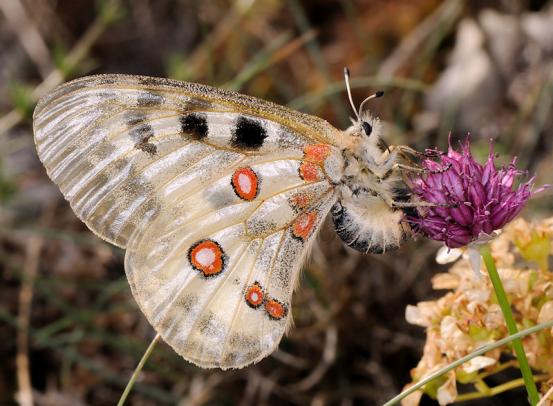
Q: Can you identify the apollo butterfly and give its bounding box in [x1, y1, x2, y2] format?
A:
[33, 69, 419, 369]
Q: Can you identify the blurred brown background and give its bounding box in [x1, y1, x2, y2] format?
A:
[1, 0, 552, 405]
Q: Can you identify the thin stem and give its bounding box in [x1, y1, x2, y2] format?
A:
[475, 360, 517, 380]
[456, 375, 548, 402]
[382, 320, 553, 406]
[480, 244, 540, 405]
[117, 333, 161, 406]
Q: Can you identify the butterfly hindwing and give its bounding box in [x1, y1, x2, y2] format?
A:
[125, 178, 336, 368]
[33, 74, 343, 368]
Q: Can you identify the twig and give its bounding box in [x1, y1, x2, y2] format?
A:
[15, 205, 53, 405]
[455, 375, 548, 402]
[15, 237, 42, 406]
[377, 0, 463, 78]
[0, 0, 53, 79]
[224, 29, 317, 92]
[0, 0, 121, 138]
[185, 0, 257, 76]
[286, 0, 349, 120]
[290, 325, 337, 391]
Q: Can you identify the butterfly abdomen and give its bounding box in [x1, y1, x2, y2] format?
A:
[331, 196, 406, 254]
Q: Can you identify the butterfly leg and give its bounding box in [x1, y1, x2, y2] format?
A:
[389, 145, 444, 159]
[392, 163, 426, 174]
[389, 199, 443, 208]
[392, 162, 453, 176]
[371, 187, 449, 209]
[389, 145, 454, 175]
[366, 151, 423, 182]
[367, 149, 402, 178]
[388, 144, 419, 157]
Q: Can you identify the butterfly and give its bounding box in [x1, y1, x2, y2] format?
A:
[33, 69, 419, 369]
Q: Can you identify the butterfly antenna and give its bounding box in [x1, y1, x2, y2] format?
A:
[344, 67, 359, 120]
[358, 90, 384, 119]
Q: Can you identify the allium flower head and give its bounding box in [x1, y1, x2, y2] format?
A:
[410, 137, 541, 248]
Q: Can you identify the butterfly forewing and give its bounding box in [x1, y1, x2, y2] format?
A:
[33, 74, 343, 368]
[33, 74, 341, 247]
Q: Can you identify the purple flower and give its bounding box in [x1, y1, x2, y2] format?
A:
[409, 137, 542, 248]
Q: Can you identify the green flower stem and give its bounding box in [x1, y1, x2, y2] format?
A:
[480, 244, 540, 406]
[455, 375, 548, 402]
[382, 320, 553, 406]
[117, 333, 161, 406]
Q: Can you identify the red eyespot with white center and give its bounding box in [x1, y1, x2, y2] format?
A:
[264, 298, 287, 320]
[245, 282, 264, 308]
[231, 167, 259, 201]
[292, 211, 317, 240]
[188, 239, 225, 277]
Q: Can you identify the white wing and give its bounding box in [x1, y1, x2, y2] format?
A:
[125, 169, 336, 368]
[33, 74, 342, 247]
[33, 75, 343, 368]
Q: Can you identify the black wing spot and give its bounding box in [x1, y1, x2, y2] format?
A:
[180, 113, 208, 140]
[136, 141, 157, 155]
[130, 123, 157, 155]
[231, 116, 267, 150]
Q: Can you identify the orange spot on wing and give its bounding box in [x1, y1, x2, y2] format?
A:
[299, 162, 321, 182]
[245, 282, 264, 308]
[265, 298, 287, 320]
[189, 239, 225, 277]
[231, 167, 259, 201]
[304, 144, 331, 163]
[290, 193, 312, 209]
[292, 211, 317, 240]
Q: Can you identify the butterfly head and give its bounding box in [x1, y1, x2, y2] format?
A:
[357, 90, 384, 137]
[332, 68, 413, 254]
[342, 68, 387, 149]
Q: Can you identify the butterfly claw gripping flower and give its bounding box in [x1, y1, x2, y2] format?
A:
[409, 137, 543, 249]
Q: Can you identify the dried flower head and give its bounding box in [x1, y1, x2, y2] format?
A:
[410, 137, 541, 248]
[403, 217, 553, 405]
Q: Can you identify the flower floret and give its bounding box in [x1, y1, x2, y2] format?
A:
[410, 137, 540, 248]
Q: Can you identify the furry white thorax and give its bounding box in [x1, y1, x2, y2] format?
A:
[332, 111, 409, 254]
[339, 112, 402, 202]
